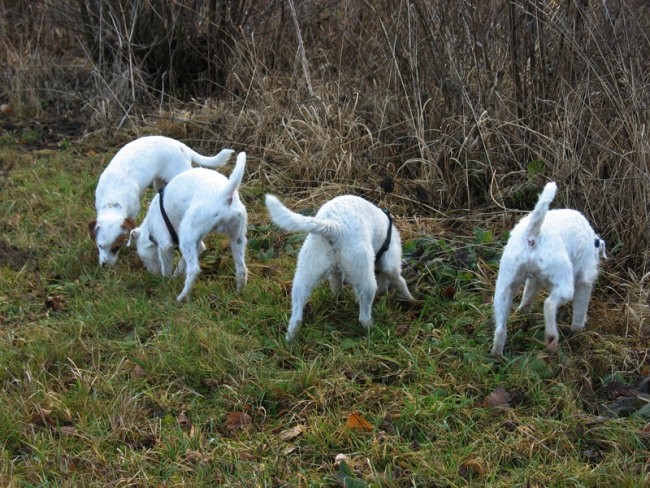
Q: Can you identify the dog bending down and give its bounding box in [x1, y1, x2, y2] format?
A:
[89, 135, 235, 266]
[129, 152, 248, 302]
[491, 182, 606, 355]
[265, 194, 414, 342]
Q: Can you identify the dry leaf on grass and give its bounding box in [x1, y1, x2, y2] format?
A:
[59, 425, 77, 436]
[346, 411, 373, 431]
[225, 411, 252, 432]
[278, 424, 305, 441]
[177, 410, 193, 435]
[30, 408, 55, 427]
[484, 386, 511, 410]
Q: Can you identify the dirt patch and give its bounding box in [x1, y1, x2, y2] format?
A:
[0, 240, 33, 270]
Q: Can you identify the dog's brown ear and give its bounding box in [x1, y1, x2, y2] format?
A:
[88, 220, 98, 240]
[122, 218, 136, 231]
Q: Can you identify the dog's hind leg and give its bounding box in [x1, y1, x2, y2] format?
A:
[491, 270, 524, 356]
[517, 277, 540, 311]
[286, 240, 329, 342]
[387, 270, 414, 300]
[287, 267, 326, 342]
[543, 282, 573, 352]
[342, 249, 377, 329]
[570, 280, 593, 331]
[174, 240, 206, 277]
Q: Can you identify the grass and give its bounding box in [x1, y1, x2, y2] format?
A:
[0, 130, 648, 487]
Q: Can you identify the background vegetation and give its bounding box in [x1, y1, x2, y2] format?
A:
[1, 0, 648, 485]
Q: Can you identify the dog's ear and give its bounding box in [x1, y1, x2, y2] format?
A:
[127, 228, 141, 247]
[122, 218, 136, 232]
[88, 220, 98, 240]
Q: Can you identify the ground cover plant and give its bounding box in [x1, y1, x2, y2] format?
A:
[1, 0, 649, 486]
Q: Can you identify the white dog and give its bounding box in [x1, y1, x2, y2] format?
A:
[89, 135, 235, 266]
[491, 182, 606, 355]
[128, 152, 248, 302]
[265, 194, 414, 341]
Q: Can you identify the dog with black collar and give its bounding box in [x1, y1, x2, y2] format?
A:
[89, 135, 235, 267]
[265, 194, 414, 342]
[129, 152, 248, 302]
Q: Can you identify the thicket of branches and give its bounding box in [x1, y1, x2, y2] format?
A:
[1, 0, 648, 272]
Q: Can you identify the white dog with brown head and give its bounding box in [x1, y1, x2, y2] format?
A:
[265, 194, 414, 342]
[129, 152, 248, 302]
[89, 135, 234, 266]
[491, 182, 606, 355]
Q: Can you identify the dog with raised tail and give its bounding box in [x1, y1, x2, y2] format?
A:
[89, 135, 235, 267]
[265, 194, 414, 342]
[128, 152, 248, 302]
[491, 182, 606, 356]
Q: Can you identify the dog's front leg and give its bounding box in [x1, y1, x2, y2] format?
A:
[348, 261, 377, 329]
[159, 246, 176, 277]
[570, 280, 593, 331]
[176, 241, 201, 301]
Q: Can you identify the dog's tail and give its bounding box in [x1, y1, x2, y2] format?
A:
[525, 181, 557, 244]
[221, 152, 247, 204]
[187, 147, 235, 168]
[265, 194, 342, 240]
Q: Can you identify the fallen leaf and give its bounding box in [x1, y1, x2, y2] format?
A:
[177, 410, 192, 432]
[346, 412, 373, 431]
[278, 424, 305, 441]
[131, 364, 146, 379]
[225, 411, 252, 432]
[59, 425, 77, 436]
[30, 408, 54, 427]
[440, 286, 456, 300]
[484, 386, 511, 410]
[283, 445, 298, 455]
[239, 451, 257, 461]
[395, 322, 411, 336]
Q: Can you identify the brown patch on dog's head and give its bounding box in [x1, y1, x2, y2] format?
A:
[122, 218, 136, 232]
[110, 232, 129, 254]
[88, 220, 98, 240]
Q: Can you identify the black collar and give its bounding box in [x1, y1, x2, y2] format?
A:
[158, 187, 179, 247]
[375, 209, 392, 269]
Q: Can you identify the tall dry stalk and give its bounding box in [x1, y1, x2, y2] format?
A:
[0, 0, 647, 273]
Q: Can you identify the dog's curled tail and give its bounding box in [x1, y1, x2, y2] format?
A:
[189, 147, 235, 168]
[265, 194, 342, 239]
[220, 152, 246, 206]
[525, 181, 557, 244]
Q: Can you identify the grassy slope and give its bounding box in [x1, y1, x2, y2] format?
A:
[0, 132, 648, 487]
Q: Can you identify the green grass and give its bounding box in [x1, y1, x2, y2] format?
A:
[1, 138, 648, 487]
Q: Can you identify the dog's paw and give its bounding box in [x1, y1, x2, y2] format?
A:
[490, 344, 505, 358]
[545, 334, 559, 353]
[360, 318, 374, 330]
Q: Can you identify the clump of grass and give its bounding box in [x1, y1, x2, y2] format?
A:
[1, 138, 648, 485]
